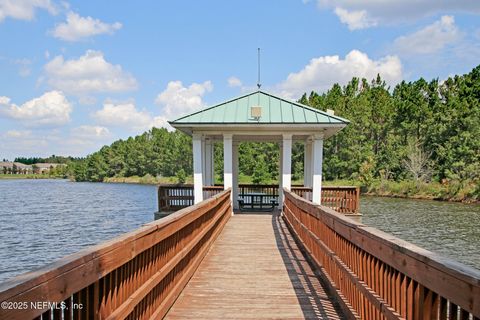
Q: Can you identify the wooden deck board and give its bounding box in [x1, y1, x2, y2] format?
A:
[165, 211, 345, 319]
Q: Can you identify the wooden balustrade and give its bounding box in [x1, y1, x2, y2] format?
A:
[159, 184, 360, 214]
[157, 184, 224, 212]
[283, 189, 480, 320]
[0, 189, 232, 320]
[291, 186, 360, 214]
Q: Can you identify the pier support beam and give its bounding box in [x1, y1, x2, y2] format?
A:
[193, 133, 203, 204]
[312, 134, 324, 205]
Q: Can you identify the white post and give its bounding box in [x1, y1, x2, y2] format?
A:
[192, 133, 204, 204]
[232, 141, 239, 209]
[205, 138, 213, 186]
[279, 142, 283, 206]
[282, 134, 292, 191]
[304, 139, 312, 187]
[312, 134, 324, 204]
[223, 134, 233, 195]
[201, 136, 206, 186]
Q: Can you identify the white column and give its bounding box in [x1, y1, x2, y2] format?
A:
[192, 133, 203, 204]
[205, 138, 213, 186]
[201, 136, 206, 186]
[282, 134, 292, 191]
[223, 134, 233, 193]
[312, 134, 324, 205]
[279, 142, 283, 206]
[280, 134, 292, 209]
[232, 142, 239, 209]
[304, 139, 313, 187]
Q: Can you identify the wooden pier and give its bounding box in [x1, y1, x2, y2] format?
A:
[1, 188, 479, 320]
[165, 211, 344, 319]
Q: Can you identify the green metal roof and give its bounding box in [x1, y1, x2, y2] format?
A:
[169, 91, 350, 125]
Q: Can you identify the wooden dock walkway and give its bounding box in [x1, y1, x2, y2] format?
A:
[2, 189, 479, 320]
[165, 211, 345, 319]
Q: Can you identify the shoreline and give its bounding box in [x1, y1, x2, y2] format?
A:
[0, 174, 63, 180]
[101, 176, 479, 204]
[362, 191, 479, 204]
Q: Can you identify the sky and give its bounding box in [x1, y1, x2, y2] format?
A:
[0, 0, 479, 160]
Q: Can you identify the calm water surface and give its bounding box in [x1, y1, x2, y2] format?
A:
[0, 179, 156, 282]
[361, 196, 480, 270]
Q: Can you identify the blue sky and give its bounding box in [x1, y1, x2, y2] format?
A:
[0, 0, 479, 160]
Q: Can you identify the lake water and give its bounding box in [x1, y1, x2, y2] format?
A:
[0, 179, 157, 283]
[361, 195, 480, 270]
[0, 180, 478, 283]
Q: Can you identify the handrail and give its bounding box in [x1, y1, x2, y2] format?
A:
[157, 184, 224, 212]
[283, 189, 480, 319]
[159, 184, 360, 214]
[291, 186, 360, 214]
[0, 189, 232, 320]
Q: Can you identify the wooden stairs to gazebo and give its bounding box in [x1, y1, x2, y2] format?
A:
[1, 189, 479, 320]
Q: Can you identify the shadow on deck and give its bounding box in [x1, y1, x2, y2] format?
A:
[165, 211, 345, 319]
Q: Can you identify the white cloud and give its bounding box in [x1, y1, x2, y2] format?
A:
[0, 127, 111, 158]
[334, 7, 377, 30]
[317, 1, 480, 27]
[71, 125, 110, 139]
[3, 130, 31, 138]
[155, 80, 213, 119]
[14, 58, 32, 77]
[52, 11, 122, 42]
[394, 16, 461, 55]
[227, 76, 242, 87]
[93, 102, 156, 132]
[0, 0, 56, 22]
[0, 91, 72, 126]
[277, 50, 403, 98]
[44, 50, 137, 96]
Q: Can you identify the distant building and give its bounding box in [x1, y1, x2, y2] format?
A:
[32, 163, 63, 174]
[14, 162, 33, 174]
[0, 161, 63, 174]
[0, 162, 33, 174]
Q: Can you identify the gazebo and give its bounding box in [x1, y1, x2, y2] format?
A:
[169, 90, 349, 208]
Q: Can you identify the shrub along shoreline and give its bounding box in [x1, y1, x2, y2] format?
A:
[102, 175, 479, 204]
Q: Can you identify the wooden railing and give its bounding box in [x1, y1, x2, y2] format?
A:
[283, 189, 480, 320]
[159, 184, 360, 214]
[291, 186, 360, 214]
[0, 189, 232, 320]
[157, 184, 224, 212]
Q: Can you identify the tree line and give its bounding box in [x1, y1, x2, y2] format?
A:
[68, 66, 479, 198]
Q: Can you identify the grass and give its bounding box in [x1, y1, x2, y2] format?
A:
[364, 179, 479, 203]
[0, 174, 61, 179]
[104, 175, 193, 185]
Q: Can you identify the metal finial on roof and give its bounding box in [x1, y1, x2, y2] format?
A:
[257, 48, 261, 90]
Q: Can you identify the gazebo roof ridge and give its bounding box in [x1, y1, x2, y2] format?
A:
[168, 90, 350, 125]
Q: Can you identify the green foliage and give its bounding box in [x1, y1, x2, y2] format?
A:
[69, 65, 480, 203]
[302, 66, 480, 194]
[175, 169, 187, 184]
[251, 155, 270, 184]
